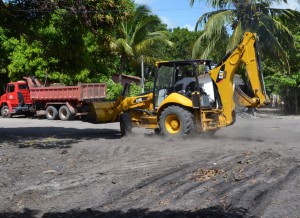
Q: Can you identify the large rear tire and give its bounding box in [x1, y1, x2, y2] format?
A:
[1, 106, 12, 118]
[159, 105, 194, 137]
[59, 105, 74, 121]
[45, 106, 58, 120]
[120, 113, 132, 136]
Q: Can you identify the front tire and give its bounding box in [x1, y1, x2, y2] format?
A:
[120, 113, 132, 136]
[159, 106, 194, 137]
[1, 106, 12, 118]
[46, 106, 58, 120]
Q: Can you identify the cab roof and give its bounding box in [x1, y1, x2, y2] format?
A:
[156, 59, 212, 67]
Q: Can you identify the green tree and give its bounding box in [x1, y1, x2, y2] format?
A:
[190, 0, 300, 70]
[99, 76, 123, 101]
[1, 0, 134, 33]
[0, 0, 134, 84]
[264, 17, 300, 114]
[110, 4, 173, 82]
[164, 27, 201, 60]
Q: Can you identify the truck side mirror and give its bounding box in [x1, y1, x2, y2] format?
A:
[3, 85, 6, 92]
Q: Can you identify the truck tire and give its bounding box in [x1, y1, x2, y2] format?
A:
[59, 106, 74, 121]
[1, 106, 12, 118]
[46, 106, 59, 120]
[159, 105, 194, 137]
[120, 113, 132, 136]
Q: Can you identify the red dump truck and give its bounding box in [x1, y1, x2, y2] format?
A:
[0, 77, 106, 120]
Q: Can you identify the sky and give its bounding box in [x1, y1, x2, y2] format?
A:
[134, 0, 300, 31]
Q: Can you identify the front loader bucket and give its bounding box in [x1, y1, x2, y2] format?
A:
[83, 103, 99, 123]
[84, 101, 117, 124]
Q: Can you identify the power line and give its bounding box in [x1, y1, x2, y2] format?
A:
[10, 8, 209, 14]
[11, 9, 129, 13]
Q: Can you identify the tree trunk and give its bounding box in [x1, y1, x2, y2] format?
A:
[119, 55, 126, 84]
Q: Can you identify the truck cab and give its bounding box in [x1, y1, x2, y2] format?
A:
[0, 81, 32, 117]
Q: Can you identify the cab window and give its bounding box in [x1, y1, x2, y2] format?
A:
[8, 85, 15, 93]
[18, 84, 28, 90]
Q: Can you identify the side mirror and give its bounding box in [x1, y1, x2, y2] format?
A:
[3, 85, 6, 92]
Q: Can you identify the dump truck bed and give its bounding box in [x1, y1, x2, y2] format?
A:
[30, 83, 106, 102]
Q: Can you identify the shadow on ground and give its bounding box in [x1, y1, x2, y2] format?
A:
[0, 127, 121, 149]
[0, 206, 249, 218]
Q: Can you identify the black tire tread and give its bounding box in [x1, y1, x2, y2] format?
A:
[159, 105, 194, 137]
[59, 105, 74, 121]
[1, 106, 12, 118]
[120, 113, 133, 136]
[46, 106, 59, 120]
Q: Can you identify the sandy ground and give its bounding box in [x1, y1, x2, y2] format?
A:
[0, 109, 299, 218]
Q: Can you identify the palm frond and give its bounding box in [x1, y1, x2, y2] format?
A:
[201, 36, 220, 59]
[199, 9, 234, 35]
[190, 0, 195, 6]
[130, 16, 161, 46]
[119, 22, 128, 39]
[195, 9, 229, 31]
[134, 31, 173, 55]
[112, 4, 173, 69]
[266, 8, 300, 20]
[114, 38, 134, 56]
[259, 13, 295, 50]
[257, 17, 290, 73]
[227, 20, 243, 51]
[193, 10, 234, 58]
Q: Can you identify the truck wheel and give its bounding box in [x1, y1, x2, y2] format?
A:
[120, 113, 132, 136]
[159, 105, 194, 137]
[59, 106, 74, 121]
[46, 106, 59, 120]
[1, 106, 12, 118]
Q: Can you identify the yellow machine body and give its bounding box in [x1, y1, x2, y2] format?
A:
[87, 32, 269, 136]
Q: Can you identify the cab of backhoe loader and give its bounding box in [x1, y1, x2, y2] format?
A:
[153, 59, 214, 110]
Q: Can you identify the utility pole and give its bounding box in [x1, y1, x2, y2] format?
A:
[141, 55, 144, 93]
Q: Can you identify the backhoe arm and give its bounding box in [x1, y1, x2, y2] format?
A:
[209, 32, 269, 126]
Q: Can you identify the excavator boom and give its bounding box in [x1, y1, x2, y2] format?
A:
[209, 32, 269, 126]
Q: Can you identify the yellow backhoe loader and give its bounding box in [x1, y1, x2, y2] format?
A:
[86, 32, 269, 137]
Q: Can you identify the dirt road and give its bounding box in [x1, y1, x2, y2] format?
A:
[0, 110, 299, 218]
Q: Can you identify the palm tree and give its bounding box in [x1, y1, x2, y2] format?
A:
[111, 5, 173, 82]
[190, 0, 300, 71]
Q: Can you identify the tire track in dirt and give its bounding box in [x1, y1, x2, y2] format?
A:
[9, 170, 111, 211]
[97, 152, 228, 210]
[4, 140, 161, 212]
[97, 163, 192, 210]
[228, 164, 300, 217]
[96, 150, 299, 217]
